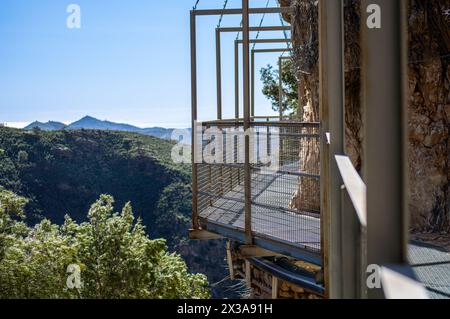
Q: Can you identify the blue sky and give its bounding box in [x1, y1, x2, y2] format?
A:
[0, 0, 291, 128]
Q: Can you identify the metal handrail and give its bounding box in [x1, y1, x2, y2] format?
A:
[334, 155, 429, 299]
[334, 154, 367, 298]
[335, 155, 367, 227]
[200, 118, 320, 127]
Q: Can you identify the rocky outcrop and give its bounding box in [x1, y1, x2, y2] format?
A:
[283, 0, 449, 232]
[407, 1, 449, 231]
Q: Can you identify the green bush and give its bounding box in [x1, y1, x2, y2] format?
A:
[0, 189, 209, 299]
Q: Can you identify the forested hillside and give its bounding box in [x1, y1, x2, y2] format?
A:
[0, 127, 231, 298]
[0, 127, 187, 226]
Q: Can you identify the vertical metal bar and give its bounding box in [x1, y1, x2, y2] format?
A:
[278, 57, 283, 119]
[190, 11, 199, 229]
[361, 0, 409, 299]
[278, 57, 284, 165]
[341, 187, 359, 298]
[234, 40, 241, 188]
[318, 0, 345, 299]
[243, 0, 253, 245]
[359, 225, 368, 298]
[245, 260, 252, 288]
[235, 40, 240, 119]
[226, 241, 235, 280]
[251, 50, 255, 118]
[208, 165, 212, 206]
[216, 28, 223, 120]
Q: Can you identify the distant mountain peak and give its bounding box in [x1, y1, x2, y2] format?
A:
[23, 116, 187, 142]
[74, 115, 103, 123]
[80, 115, 98, 120]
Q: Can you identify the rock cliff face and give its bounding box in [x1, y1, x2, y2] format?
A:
[407, 1, 449, 231]
[283, 0, 449, 232]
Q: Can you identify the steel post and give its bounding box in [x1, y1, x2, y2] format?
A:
[243, 0, 252, 245]
[319, 0, 345, 299]
[190, 10, 199, 229]
[216, 28, 222, 120]
[361, 0, 409, 299]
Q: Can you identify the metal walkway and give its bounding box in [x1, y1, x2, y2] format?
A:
[409, 243, 450, 299]
[199, 168, 321, 253]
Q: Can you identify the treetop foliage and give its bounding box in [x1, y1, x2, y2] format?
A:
[0, 188, 210, 299]
[260, 59, 299, 116]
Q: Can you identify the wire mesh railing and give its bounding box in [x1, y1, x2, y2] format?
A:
[195, 119, 321, 253]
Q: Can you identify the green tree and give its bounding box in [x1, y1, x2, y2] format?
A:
[260, 59, 299, 116]
[0, 190, 210, 299]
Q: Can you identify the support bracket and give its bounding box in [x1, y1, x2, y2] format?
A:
[189, 229, 224, 240]
[239, 245, 283, 258]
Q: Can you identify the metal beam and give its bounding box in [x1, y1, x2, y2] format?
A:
[251, 50, 255, 117]
[215, 28, 222, 120]
[190, 10, 199, 229]
[278, 57, 283, 119]
[361, 0, 409, 299]
[252, 48, 293, 53]
[245, 260, 252, 287]
[189, 229, 223, 240]
[237, 38, 292, 44]
[201, 218, 322, 265]
[318, 0, 345, 299]
[192, 7, 294, 16]
[234, 40, 240, 119]
[239, 245, 283, 258]
[335, 155, 367, 227]
[226, 241, 236, 280]
[242, 0, 252, 245]
[218, 26, 290, 33]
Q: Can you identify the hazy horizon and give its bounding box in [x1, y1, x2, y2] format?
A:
[4, 116, 191, 129]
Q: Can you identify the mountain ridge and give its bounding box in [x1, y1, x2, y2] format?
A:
[25, 121, 67, 131]
[24, 116, 186, 141]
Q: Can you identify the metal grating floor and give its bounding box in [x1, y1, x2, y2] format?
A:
[199, 169, 321, 253]
[409, 243, 450, 299]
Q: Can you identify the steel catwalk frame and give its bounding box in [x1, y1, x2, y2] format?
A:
[215, 25, 291, 119]
[235, 42, 292, 119]
[190, 3, 295, 248]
